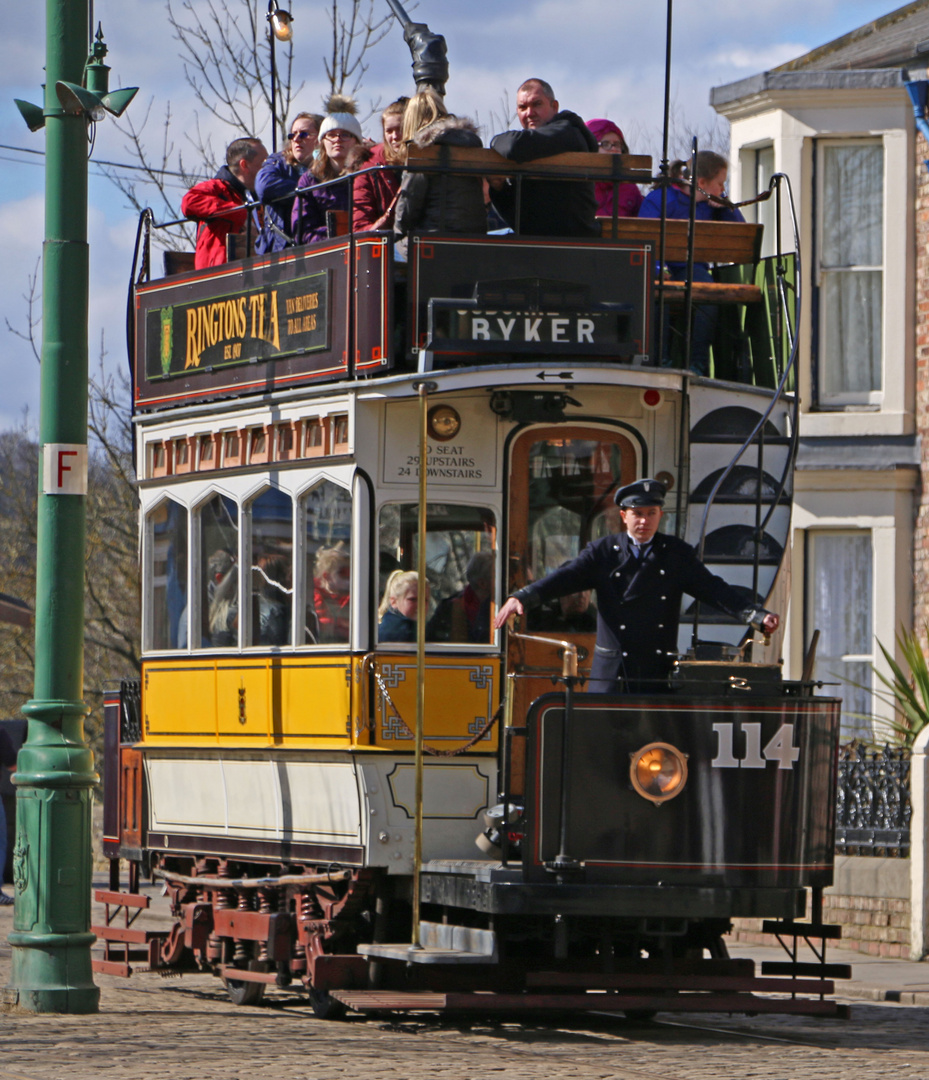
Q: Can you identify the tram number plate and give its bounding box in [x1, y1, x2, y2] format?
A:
[711, 722, 800, 770]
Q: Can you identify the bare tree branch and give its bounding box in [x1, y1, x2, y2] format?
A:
[3, 259, 42, 362]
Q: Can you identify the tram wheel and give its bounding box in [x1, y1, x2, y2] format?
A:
[223, 970, 266, 1007]
[307, 986, 347, 1020]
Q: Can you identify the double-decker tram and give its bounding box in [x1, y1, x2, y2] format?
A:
[95, 7, 847, 1020]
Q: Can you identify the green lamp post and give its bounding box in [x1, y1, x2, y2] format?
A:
[5, 4, 136, 1014]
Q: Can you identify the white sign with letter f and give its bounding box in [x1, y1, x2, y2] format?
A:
[42, 443, 88, 495]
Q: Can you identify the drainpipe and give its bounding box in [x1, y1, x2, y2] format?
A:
[905, 80, 929, 171]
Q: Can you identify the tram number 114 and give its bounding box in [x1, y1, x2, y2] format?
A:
[711, 722, 800, 770]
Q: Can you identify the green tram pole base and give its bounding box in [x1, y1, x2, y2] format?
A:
[3, 699, 100, 1013]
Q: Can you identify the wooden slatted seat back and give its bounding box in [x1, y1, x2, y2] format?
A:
[600, 217, 763, 266]
[405, 145, 653, 184]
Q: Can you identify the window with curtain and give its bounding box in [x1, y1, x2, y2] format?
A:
[806, 530, 873, 741]
[817, 141, 883, 404]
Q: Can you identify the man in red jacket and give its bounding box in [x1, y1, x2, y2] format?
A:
[181, 137, 268, 269]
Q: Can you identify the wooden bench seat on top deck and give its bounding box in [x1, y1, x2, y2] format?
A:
[405, 144, 763, 303]
[601, 218, 765, 304]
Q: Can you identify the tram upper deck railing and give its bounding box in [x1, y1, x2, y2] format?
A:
[128, 152, 797, 413]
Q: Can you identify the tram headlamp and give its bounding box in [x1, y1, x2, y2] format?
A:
[427, 404, 461, 442]
[630, 742, 688, 805]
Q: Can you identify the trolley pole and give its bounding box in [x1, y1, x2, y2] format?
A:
[4, 0, 100, 1013]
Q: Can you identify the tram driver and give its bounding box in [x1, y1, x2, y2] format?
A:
[494, 478, 780, 693]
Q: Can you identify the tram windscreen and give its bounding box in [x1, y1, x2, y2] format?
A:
[377, 503, 496, 645]
[523, 437, 626, 634]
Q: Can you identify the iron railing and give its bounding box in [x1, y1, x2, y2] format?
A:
[835, 744, 911, 857]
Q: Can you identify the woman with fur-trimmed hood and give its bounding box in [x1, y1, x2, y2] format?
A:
[394, 89, 487, 259]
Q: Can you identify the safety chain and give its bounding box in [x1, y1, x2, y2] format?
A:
[371, 662, 503, 757]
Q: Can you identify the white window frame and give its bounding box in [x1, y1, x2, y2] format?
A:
[814, 137, 885, 408]
[805, 528, 874, 742]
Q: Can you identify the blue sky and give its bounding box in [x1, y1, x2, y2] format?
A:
[0, 0, 904, 430]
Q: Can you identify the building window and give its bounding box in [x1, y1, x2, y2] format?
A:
[741, 144, 776, 258]
[816, 140, 883, 405]
[806, 530, 873, 741]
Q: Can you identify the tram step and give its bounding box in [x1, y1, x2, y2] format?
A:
[94, 889, 151, 909]
[526, 971, 834, 995]
[761, 961, 853, 979]
[92, 959, 147, 977]
[358, 921, 498, 964]
[761, 920, 843, 940]
[91, 924, 163, 946]
[330, 989, 850, 1018]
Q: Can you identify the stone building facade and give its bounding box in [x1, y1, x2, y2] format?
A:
[712, 1, 929, 956]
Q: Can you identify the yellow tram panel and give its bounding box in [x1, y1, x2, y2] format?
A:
[354, 653, 500, 754]
[141, 655, 353, 748]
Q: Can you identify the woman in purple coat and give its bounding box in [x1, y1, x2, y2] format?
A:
[292, 96, 363, 246]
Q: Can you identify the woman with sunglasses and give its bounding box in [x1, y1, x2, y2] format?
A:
[586, 118, 643, 219]
[292, 95, 363, 246]
[254, 112, 322, 253]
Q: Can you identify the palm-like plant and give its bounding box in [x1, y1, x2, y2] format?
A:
[846, 626, 929, 747]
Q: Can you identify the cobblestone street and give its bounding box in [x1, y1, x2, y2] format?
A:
[3, 900, 929, 1080]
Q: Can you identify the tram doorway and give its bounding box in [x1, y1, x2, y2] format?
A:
[505, 426, 637, 790]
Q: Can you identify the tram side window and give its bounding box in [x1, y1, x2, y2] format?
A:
[248, 488, 293, 647]
[304, 481, 352, 645]
[198, 493, 239, 648]
[149, 499, 188, 650]
[523, 437, 628, 634]
[378, 503, 497, 645]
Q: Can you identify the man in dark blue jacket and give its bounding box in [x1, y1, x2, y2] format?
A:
[489, 78, 599, 238]
[495, 478, 779, 693]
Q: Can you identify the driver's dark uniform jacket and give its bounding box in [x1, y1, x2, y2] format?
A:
[511, 531, 770, 692]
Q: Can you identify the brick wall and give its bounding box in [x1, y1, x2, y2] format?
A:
[729, 896, 911, 958]
[727, 856, 911, 957]
[913, 123, 929, 630]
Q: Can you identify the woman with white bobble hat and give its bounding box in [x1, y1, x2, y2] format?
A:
[292, 94, 363, 245]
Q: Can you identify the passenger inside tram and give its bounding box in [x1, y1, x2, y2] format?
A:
[377, 569, 425, 643]
[426, 550, 495, 644]
[207, 549, 238, 647]
[312, 543, 351, 643]
[253, 553, 291, 646]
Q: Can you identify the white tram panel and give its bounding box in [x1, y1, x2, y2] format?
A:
[145, 752, 495, 872]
